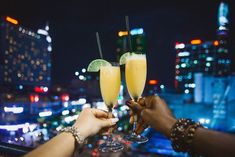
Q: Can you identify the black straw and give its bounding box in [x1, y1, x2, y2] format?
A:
[125, 16, 133, 52]
[96, 32, 103, 59]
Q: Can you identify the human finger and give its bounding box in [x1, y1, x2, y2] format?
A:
[135, 120, 146, 134]
[100, 118, 119, 128]
[129, 116, 134, 124]
[91, 108, 109, 118]
[126, 100, 143, 113]
[138, 97, 145, 106]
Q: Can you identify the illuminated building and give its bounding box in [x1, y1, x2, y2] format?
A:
[175, 2, 231, 94]
[0, 16, 52, 89]
[175, 39, 231, 93]
[116, 28, 146, 61]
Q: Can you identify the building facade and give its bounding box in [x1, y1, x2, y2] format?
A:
[0, 16, 52, 90]
[174, 2, 231, 94]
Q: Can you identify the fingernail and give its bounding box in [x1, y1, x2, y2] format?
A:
[111, 118, 119, 124]
[126, 101, 131, 106]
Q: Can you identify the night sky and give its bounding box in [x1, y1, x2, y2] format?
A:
[1, 0, 235, 88]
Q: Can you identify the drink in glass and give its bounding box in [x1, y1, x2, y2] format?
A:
[124, 54, 148, 143]
[99, 63, 124, 152]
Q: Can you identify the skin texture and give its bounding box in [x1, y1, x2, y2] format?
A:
[24, 108, 119, 157]
[127, 95, 235, 157]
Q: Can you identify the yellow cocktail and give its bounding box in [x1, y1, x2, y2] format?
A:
[100, 66, 120, 108]
[99, 63, 124, 152]
[124, 54, 148, 144]
[125, 54, 147, 100]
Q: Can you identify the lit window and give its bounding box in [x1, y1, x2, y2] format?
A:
[36, 61, 40, 65]
[39, 76, 43, 80]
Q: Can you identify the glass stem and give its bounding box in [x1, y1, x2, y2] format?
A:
[132, 97, 138, 136]
[107, 107, 113, 146]
[107, 132, 113, 146]
[132, 114, 137, 136]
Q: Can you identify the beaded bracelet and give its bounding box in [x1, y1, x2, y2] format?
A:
[170, 118, 203, 155]
[60, 126, 86, 144]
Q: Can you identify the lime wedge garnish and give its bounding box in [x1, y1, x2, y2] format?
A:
[119, 52, 134, 65]
[87, 59, 111, 72]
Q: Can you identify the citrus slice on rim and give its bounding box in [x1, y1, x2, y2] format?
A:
[87, 59, 111, 72]
[119, 52, 135, 65]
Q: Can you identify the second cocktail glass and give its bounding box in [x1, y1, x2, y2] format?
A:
[124, 54, 148, 144]
[98, 63, 124, 152]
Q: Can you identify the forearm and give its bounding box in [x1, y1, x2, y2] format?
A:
[192, 128, 235, 157]
[24, 133, 76, 157]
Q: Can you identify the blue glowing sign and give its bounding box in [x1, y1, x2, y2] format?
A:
[218, 2, 229, 28]
[130, 28, 144, 35]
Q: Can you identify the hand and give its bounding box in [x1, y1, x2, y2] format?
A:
[73, 108, 119, 139]
[127, 96, 176, 137]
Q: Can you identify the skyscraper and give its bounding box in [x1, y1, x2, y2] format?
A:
[175, 40, 221, 93]
[174, 2, 231, 94]
[0, 16, 52, 90]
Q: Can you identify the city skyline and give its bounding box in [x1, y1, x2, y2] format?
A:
[0, 0, 234, 88]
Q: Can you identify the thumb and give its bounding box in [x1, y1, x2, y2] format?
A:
[100, 118, 119, 127]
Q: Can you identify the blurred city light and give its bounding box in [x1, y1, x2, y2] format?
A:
[61, 94, 69, 102]
[130, 28, 144, 35]
[30, 94, 39, 103]
[62, 110, 70, 116]
[45, 25, 49, 31]
[47, 45, 52, 51]
[43, 87, 49, 92]
[34, 86, 48, 93]
[175, 43, 185, 49]
[79, 75, 85, 80]
[71, 98, 87, 105]
[206, 57, 213, 61]
[178, 51, 190, 57]
[4, 106, 24, 114]
[160, 85, 165, 89]
[191, 39, 202, 45]
[199, 118, 210, 124]
[149, 80, 158, 85]
[64, 115, 78, 123]
[82, 68, 86, 73]
[118, 31, 128, 37]
[213, 40, 219, 46]
[75, 71, 79, 76]
[0, 124, 25, 131]
[39, 111, 52, 117]
[18, 85, 23, 90]
[184, 89, 189, 94]
[46, 36, 52, 43]
[6, 16, 18, 25]
[37, 29, 48, 36]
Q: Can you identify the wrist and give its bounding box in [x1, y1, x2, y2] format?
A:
[162, 116, 177, 138]
[73, 123, 89, 139]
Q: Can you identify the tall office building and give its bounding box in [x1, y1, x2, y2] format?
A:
[174, 2, 231, 94]
[175, 40, 221, 93]
[0, 16, 52, 90]
[116, 28, 146, 61]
